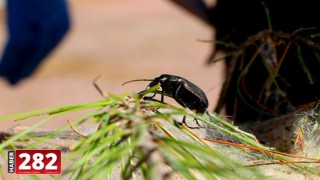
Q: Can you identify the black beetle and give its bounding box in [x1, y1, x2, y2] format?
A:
[122, 74, 209, 128]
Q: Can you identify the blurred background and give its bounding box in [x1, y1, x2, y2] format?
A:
[0, 0, 223, 129]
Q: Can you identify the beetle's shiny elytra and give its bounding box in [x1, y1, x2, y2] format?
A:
[122, 74, 209, 128]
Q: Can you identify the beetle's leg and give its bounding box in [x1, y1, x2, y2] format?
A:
[173, 83, 186, 107]
[174, 83, 182, 102]
[161, 90, 164, 102]
[193, 117, 202, 128]
[140, 89, 167, 107]
[138, 85, 156, 99]
[193, 103, 202, 128]
[181, 115, 200, 129]
[173, 83, 202, 129]
[182, 115, 186, 124]
[142, 92, 156, 100]
[173, 83, 200, 129]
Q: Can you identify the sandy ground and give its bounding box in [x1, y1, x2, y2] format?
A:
[0, 0, 224, 130]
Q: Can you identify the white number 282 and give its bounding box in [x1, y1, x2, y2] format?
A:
[19, 153, 57, 170]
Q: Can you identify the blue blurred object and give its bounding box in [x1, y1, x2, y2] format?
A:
[0, 0, 70, 85]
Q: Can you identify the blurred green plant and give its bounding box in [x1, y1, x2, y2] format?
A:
[0, 85, 319, 179]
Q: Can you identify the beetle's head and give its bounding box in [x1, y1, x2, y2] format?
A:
[149, 75, 168, 87]
[122, 74, 172, 88]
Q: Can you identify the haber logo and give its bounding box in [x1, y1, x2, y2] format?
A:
[13, 150, 61, 174]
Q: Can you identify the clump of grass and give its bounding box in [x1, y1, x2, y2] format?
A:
[213, 28, 320, 121]
[0, 85, 319, 179]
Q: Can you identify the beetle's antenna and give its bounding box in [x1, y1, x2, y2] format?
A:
[122, 79, 153, 86]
